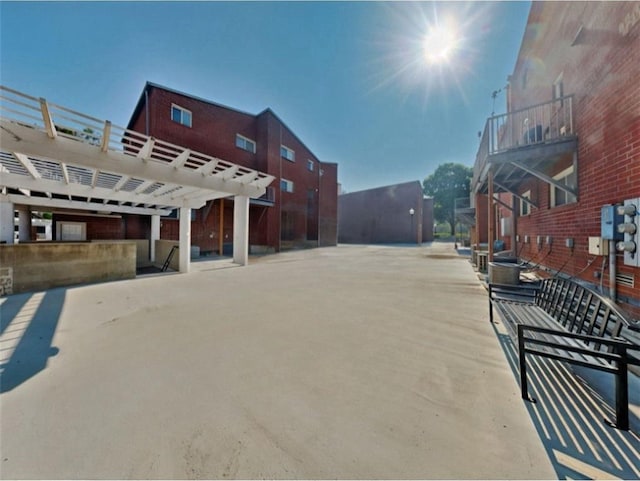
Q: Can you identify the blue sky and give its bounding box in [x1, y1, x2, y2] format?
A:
[0, 1, 530, 193]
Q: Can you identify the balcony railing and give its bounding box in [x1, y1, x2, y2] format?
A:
[472, 95, 575, 189]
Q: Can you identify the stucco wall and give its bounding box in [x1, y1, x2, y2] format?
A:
[0, 242, 136, 295]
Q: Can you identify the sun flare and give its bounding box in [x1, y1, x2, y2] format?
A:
[423, 24, 459, 64]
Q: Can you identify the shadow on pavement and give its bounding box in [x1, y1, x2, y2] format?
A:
[0, 289, 65, 393]
[492, 324, 640, 479]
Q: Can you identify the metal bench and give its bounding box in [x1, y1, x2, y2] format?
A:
[489, 277, 640, 431]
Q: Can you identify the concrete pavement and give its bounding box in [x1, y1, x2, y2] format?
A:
[0, 243, 573, 478]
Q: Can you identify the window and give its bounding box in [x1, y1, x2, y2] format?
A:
[550, 166, 577, 207]
[280, 178, 294, 193]
[307, 159, 314, 172]
[56, 221, 86, 241]
[553, 72, 564, 107]
[235, 134, 256, 153]
[520, 190, 531, 216]
[281, 145, 295, 162]
[171, 104, 192, 127]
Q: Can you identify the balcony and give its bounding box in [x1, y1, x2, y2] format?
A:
[472, 95, 578, 195]
[454, 196, 476, 226]
[250, 186, 275, 206]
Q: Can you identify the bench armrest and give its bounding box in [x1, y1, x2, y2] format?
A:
[489, 282, 540, 302]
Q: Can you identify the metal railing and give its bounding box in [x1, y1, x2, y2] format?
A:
[472, 95, 574, 189]
[0, 85, 274, 189]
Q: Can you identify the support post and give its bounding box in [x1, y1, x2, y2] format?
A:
[16, 205, 31, 243]
[179, 207, 191, 273]
[511, 195, 518, 258]
[488, 171, 495, 262]
[150, 214, 160, 263]
[0, 200, 15, 244]
[614, 346, 629, 430]
[233, 195, 250, 266]
[219, 198, 224, 256]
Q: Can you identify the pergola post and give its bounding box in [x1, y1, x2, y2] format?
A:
[0, 200, 14, 244]
[150, 214, 160, 262]
[16, 205, 31, 243]
[179, 207, 191, 273]
[233, 195, 250, 266]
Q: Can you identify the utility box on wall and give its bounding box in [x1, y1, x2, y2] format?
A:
[616, 199, 640, 267]
[588, 237, 608, 256]
[601, 205, 623, 240]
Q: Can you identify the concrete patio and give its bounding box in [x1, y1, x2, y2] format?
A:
[1, 242, 638, 479]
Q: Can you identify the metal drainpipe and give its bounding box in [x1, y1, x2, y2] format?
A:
[609, 240, 617, 302]
[144, 89, 149, 136]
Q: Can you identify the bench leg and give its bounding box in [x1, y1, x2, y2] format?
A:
[517, 324, 536, 403]
[609, 352, 629, 431]
[490, 300, 494, 323]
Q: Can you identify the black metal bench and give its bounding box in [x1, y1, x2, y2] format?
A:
[489, 277, 640, 431]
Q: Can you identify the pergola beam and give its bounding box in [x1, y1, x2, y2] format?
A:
[1, 193, 171, 216]
[0, 121, 268, 198]
[0, 171, 202, 208]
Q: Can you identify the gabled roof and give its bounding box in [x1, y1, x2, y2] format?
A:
[127, 81, 337, 166]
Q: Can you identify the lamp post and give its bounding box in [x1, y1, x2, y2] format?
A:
[409, 208, 415, 244]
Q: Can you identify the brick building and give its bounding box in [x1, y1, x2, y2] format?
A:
[338, 181, 433, 245]
[471, 2, 640, 317]
[55, 82, 338, 255]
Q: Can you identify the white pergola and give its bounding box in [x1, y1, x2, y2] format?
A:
[0, 86, 274, 272]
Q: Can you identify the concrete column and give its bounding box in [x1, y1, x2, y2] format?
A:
[179, 207, 191, 273]
[233, 195, 250, 266]
[150, 215, 160, 262]
[0, 200, 15, 244]
[17, 205, 31, 243]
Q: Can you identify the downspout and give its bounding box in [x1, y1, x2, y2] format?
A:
[144, 88, 149, 136]
[609, 240, 617, 302]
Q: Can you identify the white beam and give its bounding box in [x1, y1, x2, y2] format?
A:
[61, 163, 70, 184]
[113, 175, 131, 191]
[236, 171, 258, 184]
[196, 160, 219, 176]
[16, 205, 31, 242]
[39, 98, 57, 139]
[0, 123, 266, 197]
[170, 149, 191, 169]
[150, 215, 160, 262]
[137, 137, 155, 160]
[134, 180, 155, 194]
[100, 120, 111, 152]
[0, 193, 171, 216]
[214, 165, 239, 181]
[13, 153, 41, 179]
[179, 207, 191, 273]
[0, 171, 190, 208]
[232, 195, 250, 266]
[0, 199, 14, 244]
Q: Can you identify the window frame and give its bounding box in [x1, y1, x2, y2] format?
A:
[280, 178, 294, 193]
[307, 159, 314, 172]
[280, 145, 295, 162]
[520, 190, 531, 216]
[550, 165, 577, 208]
[235, 134, 256, 153]
[171, 104, 192, 127]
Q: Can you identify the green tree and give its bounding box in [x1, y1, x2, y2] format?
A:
[423, 163, 472, 236]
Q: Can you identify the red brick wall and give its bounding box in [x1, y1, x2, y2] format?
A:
[508, 2, 640, 317]
[129, 85, 339, 252]
[52, 214, 124, 240]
